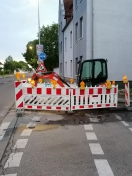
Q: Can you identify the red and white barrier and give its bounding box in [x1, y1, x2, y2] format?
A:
[14, 81, 24, 109]
[125, 82, 130, 106]
[14, 81, 119, 112]
[15, 82, 70, 111]
[71, 86, 118, 110]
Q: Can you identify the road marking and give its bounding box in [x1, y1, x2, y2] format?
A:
[121, 121, 129, 126]
[20, 129, 32, 136]
[27, 122, 37, 128]
[13, 139, 28, 149]
[94, 159, 114, 176]
[0, 122, 10, 140]
[0, 122, 10, 130]
[4, 152, 23, 168]
[129, 128, 132, 131]
[0, 174, 17, 176]
[115, 114, 122, 120]
[89, 143, 104, 155]
[86, 132, 97, 140]
[84, 124, 93, 130]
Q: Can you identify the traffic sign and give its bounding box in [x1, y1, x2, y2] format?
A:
[39, 52, 46, 61]
[36, 45, 43, 55]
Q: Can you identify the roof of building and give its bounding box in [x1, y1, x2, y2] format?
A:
[63, 0, 73, 23]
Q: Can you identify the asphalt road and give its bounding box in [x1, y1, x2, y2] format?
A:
[1, 109, 132, 176]
[0, 76, 16, 123]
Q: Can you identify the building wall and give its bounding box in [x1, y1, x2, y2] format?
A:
[93, 0, 132, 81]
[73, 0, 87, 79]
[64, 21, 73, 78]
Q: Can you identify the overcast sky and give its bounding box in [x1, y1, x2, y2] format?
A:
[0, 0, 59, 63]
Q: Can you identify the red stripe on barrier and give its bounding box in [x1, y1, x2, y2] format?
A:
[114, 104, 116, 106]
[56, 107, 61, 110]
[73, 89, 76, 95]
[27, 88, 32, 94]
[88, 105, 93, 108]
[89, 88, 93, 95]
[56, 88, 61, 95]
[98, 88, 102, 94]
[66, 107, 69, 110]
[15, 82, 21, 88]
[46, 106, 51, 109]
[106, 89, 110, 94]
[18, 102, 24, 108]
[79, 105, 84, 109]
[16, 90, 23, 100]
[80, 90, 85, 95]
[66, 89, 69, 95]
[114, 88, 117, 94]
[37, 106, 42, 109]
[106, 104, 110, 107]
[46, 88, 52, 95]
[37, 88, 42, 94]
[125, 89, 128, 98]
[27, 106, 32, 109]
[97, 104, 102, 107]
[72, 106, 75, 109]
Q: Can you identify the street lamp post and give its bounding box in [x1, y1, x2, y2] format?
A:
[38, 0, 40, 45]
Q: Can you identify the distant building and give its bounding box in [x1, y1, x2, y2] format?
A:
[58, 0, 132, 81]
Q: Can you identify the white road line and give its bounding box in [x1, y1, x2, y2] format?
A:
[4, 152, 23, 168]
[84, 124, 93, 130]
[13, 139, 28, 149]
[86, 132, 97, 140]
[0, 122, 10, 141]
[26, 122, 37, 128]
[129, 128, 132, 131]
[94, 159, 114, 176]
[0, 174, 17, 176]
[115, 114, 122, 120]
[0, 122, 10, 130]
[20, 129, 32, 136]
[89, 143, 104, 155]
[121, 121, 129, 126]
[0, 130, 6, 140]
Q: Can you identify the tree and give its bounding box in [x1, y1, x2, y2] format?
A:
[4, 56, 15, 73]
[22, 23, 59, 71]
[4, 56, 30, 73]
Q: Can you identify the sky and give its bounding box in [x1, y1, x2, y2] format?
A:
[0, 0, 59, 64]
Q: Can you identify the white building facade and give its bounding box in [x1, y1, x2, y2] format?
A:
[59, 0, 132, 81]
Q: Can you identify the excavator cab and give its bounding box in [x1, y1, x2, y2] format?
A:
[77, 58, 108, 87]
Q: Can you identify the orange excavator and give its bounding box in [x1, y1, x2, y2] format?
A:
[31, 58, 108, 87]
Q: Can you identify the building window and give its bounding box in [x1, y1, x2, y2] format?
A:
[70, 31, 72, 47]
[75, 22, 78, 42]
[65, 37, 67, 51]
[60, 63, 62, 73]
[60, 42, 62, 53]
[65, 62, 67, 76]
[70, 60, 72, 76]
[80, 16, 83, 38]
[75, 0, 78, 8]
[76, 58, 78, 74]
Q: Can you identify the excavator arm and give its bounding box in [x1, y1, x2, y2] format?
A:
[32, 71, 71, 87]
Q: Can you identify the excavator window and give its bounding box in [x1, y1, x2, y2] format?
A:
[78, 58, 108, 87]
